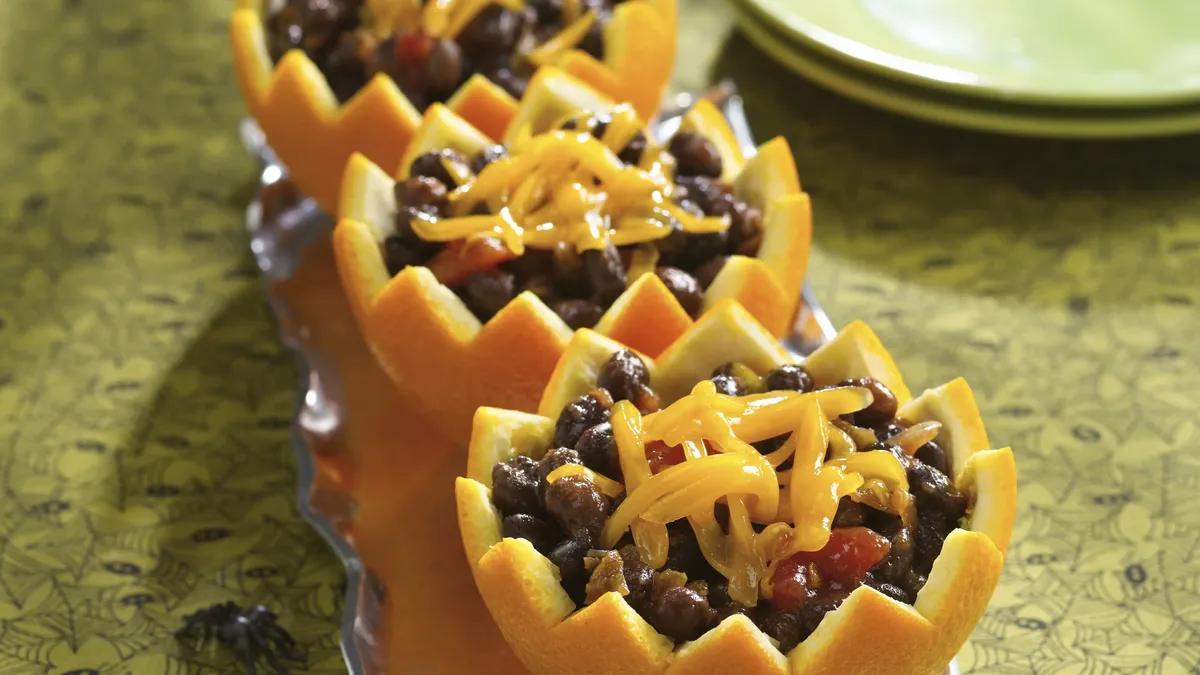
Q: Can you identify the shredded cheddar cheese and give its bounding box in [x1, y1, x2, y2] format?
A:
[545, 378, 910, 608]
[408, 106, 729, 254]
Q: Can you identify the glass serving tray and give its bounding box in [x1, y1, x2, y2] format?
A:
[241, 85, 956, 675]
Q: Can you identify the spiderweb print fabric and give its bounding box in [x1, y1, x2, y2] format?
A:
[2, 0, 1200, 673]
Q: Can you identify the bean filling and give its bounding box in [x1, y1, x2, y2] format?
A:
[379, 117, 764, 328]
[489, 349, 969, 650]
[265, 0, 627, 106]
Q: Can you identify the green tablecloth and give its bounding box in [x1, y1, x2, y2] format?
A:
[2, 0, 1198, 672]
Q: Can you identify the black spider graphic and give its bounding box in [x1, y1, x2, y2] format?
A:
[175, 601, 304, 674]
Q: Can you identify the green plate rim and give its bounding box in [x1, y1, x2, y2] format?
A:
[737, 0, 1200, 109]
[729, 0, 1200, 139]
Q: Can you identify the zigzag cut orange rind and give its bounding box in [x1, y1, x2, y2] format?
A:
[230, 0, 676, 214]
[457, 302, 1017, 675]
[334, 81, 813, 440]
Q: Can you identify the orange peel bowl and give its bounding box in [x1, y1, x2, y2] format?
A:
[456, 301, 1017, 675]
[333, 76, 813, 441]
[230, 0, 676, 214]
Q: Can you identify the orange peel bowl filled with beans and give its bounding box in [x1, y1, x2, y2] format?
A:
[333, 74, 813, 440]
[230, 0, 676, 213]
[456, 301, 1017, 675]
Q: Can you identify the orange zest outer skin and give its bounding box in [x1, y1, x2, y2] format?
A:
[457, 307, 1017, 675]
[334, 96, 813, 442]
[229, 0, 676, 215]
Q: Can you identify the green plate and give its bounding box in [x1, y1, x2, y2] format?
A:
[737, 0, 1200, 108]
[729, 0, 1200, 138]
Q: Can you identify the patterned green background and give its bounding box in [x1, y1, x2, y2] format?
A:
[1, 0, 1198, 673]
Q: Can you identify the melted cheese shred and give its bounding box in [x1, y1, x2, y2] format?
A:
[546, 463, 625, 498]
[408, 106, 728, 254]
[569, 379, 909, 608]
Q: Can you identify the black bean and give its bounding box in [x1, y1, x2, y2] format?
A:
[582, 243, 627, 306]
[838, 378, 898, 429]
[618, 545, 655, 611]
[648, 586, 714, 642]
[394, 201, 435, 234]
[710, 373, 745, 397]
[664, 524, 710, 580]
[870, 523, 915, 587]
[511, 276, 552, 304]
[860, 441, 910, 470]
[907, 463, 968, 522]
[707, 580, 732, 609]
[502, 514, 558, 553]
[655, 220, 688, 259]
[394, 176, 449, 213]
[674, 175, 720, 210]
[471, 144, 508, 174]
[526, 0, 562, 24]
[323, 31, 374, 102]
[462, 270, 515, 320]
[864, 575, 910, 604]
[488, 67, 528, 100]
[544, 475, 609, 545]
[874, 421, 910, 442]
[712, 605, 751, 626]
[383, 236, 425, 276]
[551, 241, 588, 294]
[537, 447, 583, 494]
[554, 298, 605, 329]
[655, 267, 703, 317]
[425, 38, 464, 96]
[458, 5, 523, 56]
[764, 364, 813, 393]
[676, 199, 705, 220]
[410, 149, 469, 188]
[862, 507, 903, 538]
[555, 393, 611, 448]
[914, 518, 949, 576]
[491, 456, 541, 516]
[831, 498, 866, 528]
[729, 206, 764, 257]
[550, 539, 591, 604]
[795, 592, 849, 643]
[267, 5, 305, 60]
[618, 132, 647, 166]
[914, 440, 950, 476]
[598, 350, 651, 403]
[756, 610, 802, 653]
[692, 255, 727, 289]
[575, 422, 619, 477]
[701, 190, 743, 222]
[675, 232, 730, 272]
[669, 131, 722, 178]
[501, 246, 553, 279]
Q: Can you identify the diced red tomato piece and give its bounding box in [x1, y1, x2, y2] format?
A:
[769, 557, 811, 611]
[788, 527, 891, 587]
[395, 32, 433, 63]
[645, 441, 685, 474]
[426, 237, 518, 286]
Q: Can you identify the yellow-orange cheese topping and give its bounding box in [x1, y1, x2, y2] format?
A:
[410, 105, 729, 254]
[548, 380, 911, 606]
